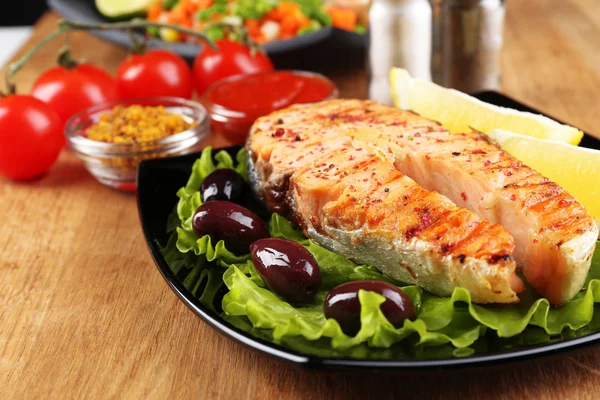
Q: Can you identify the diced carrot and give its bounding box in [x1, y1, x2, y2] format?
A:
[327, 6, 358, 31]
[297, 15, 311, 30]
[167, 7, 186, 24]
[179, 0, 192, 13]
[267, 8, 281, 21]
[147, 2, 163, 21]
[279, 1, 302, 15]
[209, 13, 223, 22]
[280, 15, 298, 35]
[292, 8, 304, 19]
[252, 34, 268, 44]
[179, 19, 193, 28]
[245, 18, 261, 36]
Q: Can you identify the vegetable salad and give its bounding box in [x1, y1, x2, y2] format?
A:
[147, 0, 366, 44]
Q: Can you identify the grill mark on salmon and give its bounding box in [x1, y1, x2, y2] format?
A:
[247, 103, 530, 303]
[288, 145, 520, 302]
[247, 99, 596, 305]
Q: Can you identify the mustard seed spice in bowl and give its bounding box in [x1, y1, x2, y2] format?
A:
[66, 97, 209, 191]
[86, 105, 195, 144]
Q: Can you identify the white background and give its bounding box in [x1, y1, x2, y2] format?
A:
[0, 27, 32, 67]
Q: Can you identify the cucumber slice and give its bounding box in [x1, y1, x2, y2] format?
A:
[95, 0, 154, 20]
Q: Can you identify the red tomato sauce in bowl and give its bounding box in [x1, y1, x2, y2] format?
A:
[202, 71, 338, 144]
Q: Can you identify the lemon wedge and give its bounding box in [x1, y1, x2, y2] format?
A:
[390, 68, 583, 145]
[488, 129, 600, 225]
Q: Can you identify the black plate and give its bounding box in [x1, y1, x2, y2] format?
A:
[48, 0, 367, 59]
[137, 91, 600, 370]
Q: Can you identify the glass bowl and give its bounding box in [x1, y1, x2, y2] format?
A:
[65, 97, 209, 191]
[201, 70, 339, 144]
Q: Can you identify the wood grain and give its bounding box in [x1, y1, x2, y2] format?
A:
[2, 1, 600, 398]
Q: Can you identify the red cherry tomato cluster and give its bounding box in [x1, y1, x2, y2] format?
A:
[0, 39, 273, 181]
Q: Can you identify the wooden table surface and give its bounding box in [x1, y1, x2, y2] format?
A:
[3, 1, 600, 398]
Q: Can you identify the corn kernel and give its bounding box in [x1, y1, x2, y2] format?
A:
[160, 28, 181, 43]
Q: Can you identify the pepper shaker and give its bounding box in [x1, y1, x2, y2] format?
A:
[431, 0, 505, 93]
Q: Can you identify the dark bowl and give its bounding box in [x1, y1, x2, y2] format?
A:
[48, 0, 368, 59]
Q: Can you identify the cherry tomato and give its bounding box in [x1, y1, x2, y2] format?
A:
[31, 63, 117, 128]
[0, 95, 62, 180]
[193, 40, 274, 96]
[116, 50, 193, 99]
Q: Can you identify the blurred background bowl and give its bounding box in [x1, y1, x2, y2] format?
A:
[47, 0, 368, 71]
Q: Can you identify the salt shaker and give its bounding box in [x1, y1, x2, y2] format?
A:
[431, 0, 505, 93]
[367, 0, 433, 105]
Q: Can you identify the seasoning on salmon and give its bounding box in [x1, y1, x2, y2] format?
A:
[246, 99, 597, 305]
[247, 104, 525, 304]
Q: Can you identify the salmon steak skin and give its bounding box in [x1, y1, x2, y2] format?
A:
[246, 99, 597, 305]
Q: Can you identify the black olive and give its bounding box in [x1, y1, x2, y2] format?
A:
[201, 169, 247, 203]
[250, 238, 321, 303]
[324, 281, 416, 336]
[192, 201, 269, 255]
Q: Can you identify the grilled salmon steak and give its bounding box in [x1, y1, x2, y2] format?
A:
[246, 99, 597, 305]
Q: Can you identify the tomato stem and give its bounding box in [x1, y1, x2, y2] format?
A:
[5, 18, 218, 90]
[57, 18, 217, 50]
[6, 25, 68, 86]
[127, 28, 147, 55]
[56, 46, 78, 69]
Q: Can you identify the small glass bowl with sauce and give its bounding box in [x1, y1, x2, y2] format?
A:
[65, 97, 209, 191]
[202, 70, 339, 144]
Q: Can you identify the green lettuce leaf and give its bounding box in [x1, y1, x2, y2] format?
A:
[222, 265, 484, 350]
[170, 148, 600, 355]
[175, 226, 250, 264]
[268, 213, 309, 244]
[160, 230, 225, 312]
[158, 229, 195, 275]
[222, 251, 600, 350]
[174, 147, 249, 265]
[176, 146, 247, 223]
